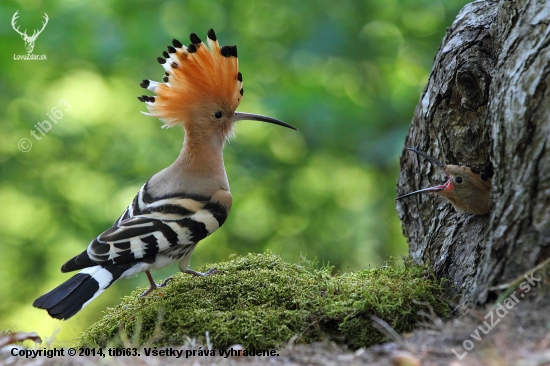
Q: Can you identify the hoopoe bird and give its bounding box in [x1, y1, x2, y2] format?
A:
[397, 148, 491, 215]
[33, 29, 296, 320]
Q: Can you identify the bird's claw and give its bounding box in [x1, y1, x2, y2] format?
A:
[138, 276, 173, 297]
[138, 285, 157, 298]
[159, 276, 174, 288]
[139, 268, 218, 297]
[184, 267, 219, 277]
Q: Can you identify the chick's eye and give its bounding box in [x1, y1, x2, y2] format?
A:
[455, 176, 463, 184]
[214, 111, 223, 119]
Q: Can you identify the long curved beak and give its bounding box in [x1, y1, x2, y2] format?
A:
[396, 182, 449, 200]
[406, 148, 445, 168]
[233, 112, 297, 130]
[397, 148, 449, 201]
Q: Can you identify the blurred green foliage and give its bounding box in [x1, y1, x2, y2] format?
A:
[0, 0, 468, 342]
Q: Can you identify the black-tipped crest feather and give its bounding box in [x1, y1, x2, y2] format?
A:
[207, 28, 217, 41]
[220, 45, 231, 58]
[190, 33, 202, 44]
[172, 39, 183, 48]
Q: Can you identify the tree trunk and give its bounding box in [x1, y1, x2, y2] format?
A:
[397, 0, 550, 306]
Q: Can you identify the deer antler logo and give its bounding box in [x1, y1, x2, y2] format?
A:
[11, 11, 49, 54]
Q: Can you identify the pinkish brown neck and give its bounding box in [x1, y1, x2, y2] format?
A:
[174, 132, 228, 185]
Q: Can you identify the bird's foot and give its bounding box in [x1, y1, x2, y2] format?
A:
[138, 283, 157, 298]
[158, 276, 174, 288]
[184, 267, 219, 277]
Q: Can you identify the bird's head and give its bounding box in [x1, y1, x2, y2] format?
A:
[397, 148, 492, 215]
[138, 29, 295, 146]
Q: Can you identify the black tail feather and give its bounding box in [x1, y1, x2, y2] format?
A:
[35, 262, 135, 320]
[48, 276, 100, 319]
[34, 272, 101, 320]
[33, 273, 89, 308]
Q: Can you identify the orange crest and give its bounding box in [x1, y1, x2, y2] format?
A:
[138, 29, 243, 127]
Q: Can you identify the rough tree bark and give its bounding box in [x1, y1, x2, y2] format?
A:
[397, 0, 549, 306]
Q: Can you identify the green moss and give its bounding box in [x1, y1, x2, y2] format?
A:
[78, 252, 450, 350]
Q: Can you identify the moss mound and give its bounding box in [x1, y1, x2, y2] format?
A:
[78, 252, 449, 349]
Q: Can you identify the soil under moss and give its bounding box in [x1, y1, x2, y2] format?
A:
[78, 252, 450, 350]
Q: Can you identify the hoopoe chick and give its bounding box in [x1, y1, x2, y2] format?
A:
[397, 148, 492, 215]
[33, 29, 296, 320]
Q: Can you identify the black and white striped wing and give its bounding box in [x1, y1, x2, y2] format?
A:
[88, 213, 210, 265]
[61, 188, 228, 272]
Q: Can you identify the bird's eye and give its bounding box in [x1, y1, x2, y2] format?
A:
[214, 111, 223, 119]
[455, 176, 463, 184]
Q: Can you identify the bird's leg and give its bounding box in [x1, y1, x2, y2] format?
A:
[157, 267, 219, 288]
[184, 267, 219, 277]
[139, 270, 158, 297]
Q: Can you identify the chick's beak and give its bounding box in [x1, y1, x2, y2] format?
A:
[396, 181, 450, 200]
[232, 112, 297, 130]
[396, 148, 449, 201]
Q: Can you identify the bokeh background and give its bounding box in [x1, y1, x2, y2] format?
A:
[1, 0, 468, 343]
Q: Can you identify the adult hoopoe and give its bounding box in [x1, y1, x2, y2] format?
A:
[33, 29, 296, 320]
[397, 148, 492, 215]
